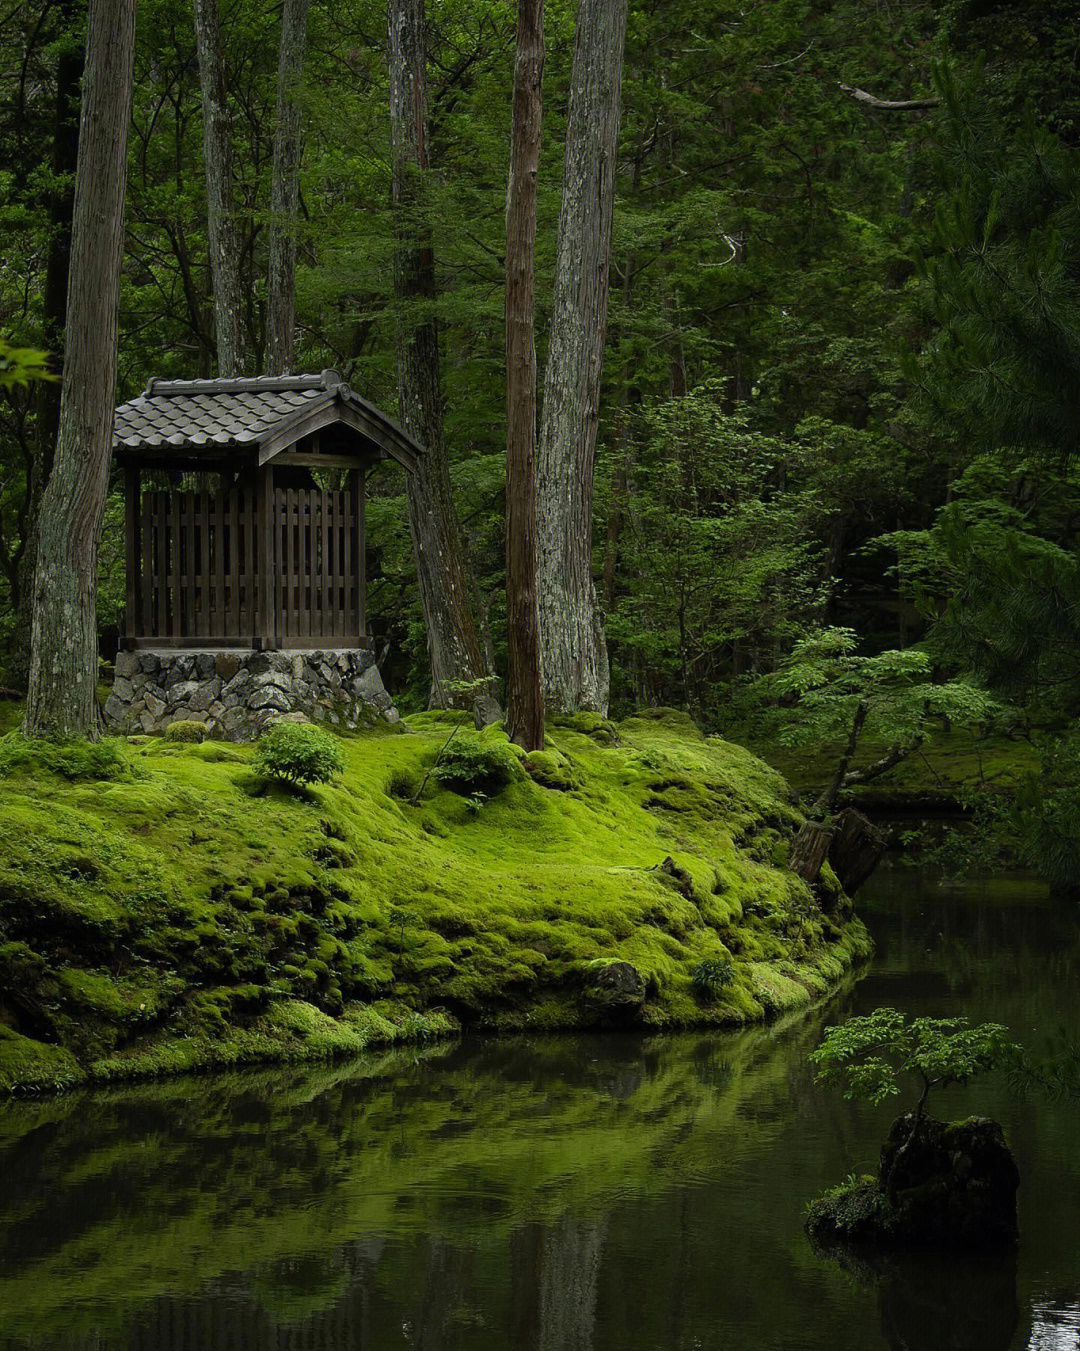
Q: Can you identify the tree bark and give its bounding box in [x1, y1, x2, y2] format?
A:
[9, 4, 83, 689]
[24, 0, 136, 739]
[193, 0, 244, 377]
[265, 0, 310, 375]
[504, 0, 545, 751]
[536, 0, 628, 715]
[387, 0, 501, 726]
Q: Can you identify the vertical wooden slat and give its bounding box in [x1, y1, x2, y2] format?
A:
[342, 480, 353, 640]
[213, 488, 225, 638]
[356, 467, 366, 640]
[276, 486, 287, 640]
[183, 491, 197, 638]
[124, 466, 138, 645]
[141, 485, 154, 638]
[285, 486, 296, 639]
[169, 488, 181, 638]
[319, 486, 328, 640]
[155, 492, 167, 638]
[241, 480, 252, 637]
[301, 491, 312, 639]
[229, 480, 241, 639]
[327, 490, 337, 641]
[256, 466, 275, 649]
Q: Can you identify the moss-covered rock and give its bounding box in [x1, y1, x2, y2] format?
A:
[806, 1113, 1019, 1250]
[0, 707, 870, 1091]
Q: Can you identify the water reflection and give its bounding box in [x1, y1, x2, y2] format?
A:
[810, 1239, 1019, 1351]
[0, 868, 1077, 1351]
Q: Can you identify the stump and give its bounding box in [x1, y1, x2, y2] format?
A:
[789, 821, 833, 884]
[828, 808, 888, 896]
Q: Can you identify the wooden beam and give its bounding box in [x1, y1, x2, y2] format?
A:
[272, 451, 368, 470]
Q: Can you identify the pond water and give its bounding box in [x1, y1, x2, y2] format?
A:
[1, 867, 1079, 1350]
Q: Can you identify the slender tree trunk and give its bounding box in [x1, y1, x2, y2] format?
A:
[504, 0, 545, 751]
[9, 4, 83, 689]
[24, 0, 136, 739]
[536, 0, 628, 715]
[265, 0, 310, 375]
[387, 0, 501, 725]
[193, 0, 244, 377]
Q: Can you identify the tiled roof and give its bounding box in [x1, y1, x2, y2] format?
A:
[112, 370, 345, 451]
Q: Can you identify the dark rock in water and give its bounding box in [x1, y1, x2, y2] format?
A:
[584, 961, 646, 1019]
[807, 1237, 1019, 1351]
[806, 1114, 1019, 1250]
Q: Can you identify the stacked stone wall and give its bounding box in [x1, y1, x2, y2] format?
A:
[104, 649, 398, 740]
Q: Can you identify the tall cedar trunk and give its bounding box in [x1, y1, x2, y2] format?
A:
[504, 0, 545, 750]
[9, 7, 83, 688]
[387, 0, 501, 725]
[193, 0, 244, 377]
[24, 0, 136, 739]
[265, 0, 310, 375]
[536, 0, 628, 715]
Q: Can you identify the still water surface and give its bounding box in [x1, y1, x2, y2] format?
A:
[1, 867, 1078, 1350]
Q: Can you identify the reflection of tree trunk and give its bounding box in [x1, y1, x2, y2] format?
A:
[265, 0, 310, 375]
[536, 0, 628, 716]
[511, 1217, 605, 1351]
[539, 1216, 605, 1351]
[387, 0, 501, 725]
[24, 0, 136, 738]
[413, 1239, 475, 1351]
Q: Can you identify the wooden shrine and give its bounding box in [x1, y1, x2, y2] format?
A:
[112, 370, 421, 651]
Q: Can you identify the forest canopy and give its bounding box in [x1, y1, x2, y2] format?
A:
[2, 0, 1079, 876]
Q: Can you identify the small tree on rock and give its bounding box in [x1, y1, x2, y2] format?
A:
[811, 1008, 1019, 1204]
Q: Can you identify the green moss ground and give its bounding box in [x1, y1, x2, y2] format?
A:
[0, 706, 869, 1092]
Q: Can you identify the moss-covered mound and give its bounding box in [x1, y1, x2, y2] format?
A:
[0, 707, 869, 1092]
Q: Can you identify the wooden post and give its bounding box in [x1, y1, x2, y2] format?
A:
[255, 464, 276, 649]
[355, 465, 365, 642]
[124, 464, 139, 648]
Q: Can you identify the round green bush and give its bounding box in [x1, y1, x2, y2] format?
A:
[433, 734, 519, 796]
[165, 719, 207, 744]
[253, 722, 345, 786]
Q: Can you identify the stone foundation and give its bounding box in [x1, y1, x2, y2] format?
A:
[105, 648, 398, 741]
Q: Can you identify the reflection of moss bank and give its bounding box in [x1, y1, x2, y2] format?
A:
[0, 1013, 842, 1341]
[0, 709, 869, 1091]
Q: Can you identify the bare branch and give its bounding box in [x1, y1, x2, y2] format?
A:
[839, 83, 940, 112]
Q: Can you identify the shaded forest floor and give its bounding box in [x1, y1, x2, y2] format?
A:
[0, 705, 869, 1093]
[743, 728, 1041, 814]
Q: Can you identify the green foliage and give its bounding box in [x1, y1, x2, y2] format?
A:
[0, 338, 53, 387]
[811, 1008, 1019, 1110]
[252, 723, 345, 787]
[432, 733, 520, 796]
[691, 958, 734, 1000]
[165, 720, 207, 745]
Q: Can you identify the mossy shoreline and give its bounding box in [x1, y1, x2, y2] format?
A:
[0, 706, 870, 1094]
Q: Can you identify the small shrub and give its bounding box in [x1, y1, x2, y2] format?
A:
[165, 719, 206, 744]
[386, 766, 420, 801]
[691, 957, 734, 999]
[253, 723, 345, 786]
[433, 734, 519, 796]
